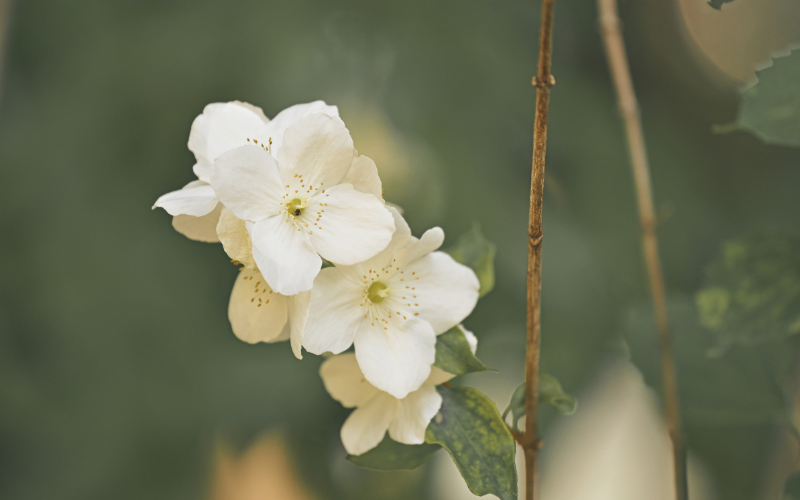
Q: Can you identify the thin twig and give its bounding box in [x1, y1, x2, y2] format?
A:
[524, 1, 555, 499]
[596, 1, 688, 499]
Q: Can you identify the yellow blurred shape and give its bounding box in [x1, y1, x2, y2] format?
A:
[209, 433, 315, 500]
[678, 0, 800, 82]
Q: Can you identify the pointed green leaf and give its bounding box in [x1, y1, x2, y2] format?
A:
[717, 50, 800, 147]
[347, 433, 441, 470]
[445, 224, 496, 297]
[696, 235, 800, 347]
[502, 374, 578, 434]
[433, 325, 491, 376]
[425, 386, 517, 500]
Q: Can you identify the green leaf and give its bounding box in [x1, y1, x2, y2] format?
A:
[433, 325, 491, 376]
[716, 50, 800, 146]
[425, 386, 518, 500]
[696, 235, 800, 348]
[445, 224, 496, 297]
[502, 374, 578, 433]
[346, 433, 441, 470]
[707, 0, 735, 10]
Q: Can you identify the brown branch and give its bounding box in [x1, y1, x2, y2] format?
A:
[524, 1, 555, 499]
[596, 1, 688, 499]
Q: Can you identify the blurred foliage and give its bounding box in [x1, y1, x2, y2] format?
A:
[708, 0, 736, 11]
[625, 297, 796, 500]
[432, 325, 490, 376]
[425, 386, 517, 500]
[1, 0, 800, 498]
[785, 472, 800, 500]
[503, 374, 577, 434]
[718, 50, 800, 146]
[696, 235, 800, 349]
[347, 434, 441, 471]
[444, 224, 496, 297]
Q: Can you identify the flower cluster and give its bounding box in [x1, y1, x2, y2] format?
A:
[154, 101, 480, 455]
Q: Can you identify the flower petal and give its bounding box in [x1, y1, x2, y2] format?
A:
[250, 215, 322, 295]
[308, 184, 395, 265]
[426, 366, 455, 386]
[216, 207, 256, 269]
[287, 290, 311, 359]
[172, 203, 222, 243]
[341, 392, 399, 456]
[189, 101, 271, 182]
[392, 227, 445, 269]
[334, 206, 410, 285]
[341, 153, 383, 201]
[354, 316, 436, 399]
[277, 113, 354, 188]
[319, 353, 380, 408]
[388, 384, 443, 445]
[211, 145, 285, 222]
[266, 101, 339, 156]
[228, 268, 288, 343]
[153, 184, 218, 216]
[403, 252, 480, 334]
[302, 267, 365, 355]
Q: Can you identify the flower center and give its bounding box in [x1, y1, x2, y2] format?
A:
[286, 198, 304, 216]
[367, 281, 390, 303]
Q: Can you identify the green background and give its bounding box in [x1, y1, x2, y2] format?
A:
[1, 0, 799, 498]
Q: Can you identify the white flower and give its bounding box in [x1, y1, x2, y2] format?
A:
[152, 100, 341, 242]
[210, 113, 395, 296]
[320, 328, 478, 455]
[303, 208, 480, 399]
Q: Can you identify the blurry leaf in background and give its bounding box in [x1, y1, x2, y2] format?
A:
[433, 325, 491, 376]
[346, 433, 441, 471]
[444, 224, 496, 298]
[696, 235, 800, 348]
[716, 50, 800, 146]
[503, 375, 577, 434]
[425, 385, 517, 500]
[625, 297, 793, 499]
[707, 0, 735, 11]
[785, 471, 800, 500]
[210, 433, 315, 500]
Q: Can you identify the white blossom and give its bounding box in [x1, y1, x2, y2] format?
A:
[209, 113, 395, 296]
[152, 100, 340, 242]
[303, 208, 480, 399]
[320, 328, 477, 455]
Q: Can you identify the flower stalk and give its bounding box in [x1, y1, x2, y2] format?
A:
[524, 0, 555, 499]
[596, 0, 688, 498]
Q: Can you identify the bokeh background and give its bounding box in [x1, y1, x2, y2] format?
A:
[1, 0, 799, 498]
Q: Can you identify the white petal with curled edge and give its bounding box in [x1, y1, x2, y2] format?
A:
[302, 267, 365, 355]
[320, 353, 380, 408]
[216, 207, 256, 269]
[228, 268, 288, 344]
[211, 146, 285, 222]
[389, 384, 443, 445]
[189, 101, 271, 182]
[354, 316, 436, 399]
[272, 321, 291, 342]
[153, 184, 218, 217]
[403, 252, 480, 335]
[250, 215, 322, 296]
[266, 101, 339, 156]
[336, 206, 410, 284]
[342, 153, 383, 201]
[341, 392, 399, 456]
[393, 227, 445, 269]
[277, 114, 354, 188]
[460, 325, 478, 353]
[172, 203, 222, 243]
[307, 184, 395, 266]
[287, 290, 310, 359]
